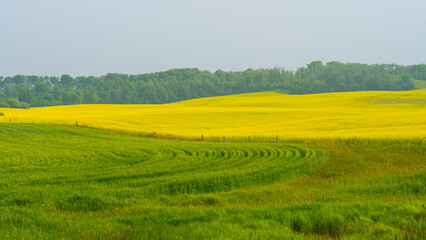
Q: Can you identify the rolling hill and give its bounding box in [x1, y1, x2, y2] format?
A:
[0, 124, 424, 239]
[1, 89, 426, 139]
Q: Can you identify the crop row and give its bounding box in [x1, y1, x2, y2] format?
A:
[0, 123, 324, 199]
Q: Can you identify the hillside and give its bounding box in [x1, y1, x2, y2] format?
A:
[413, 79, 426, 89]
[0, 124, 424, 239]
[1, 89, 426, 139]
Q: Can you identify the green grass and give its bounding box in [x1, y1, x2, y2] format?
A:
[0, 123, 424, 239]
[413, 79, 426, 89]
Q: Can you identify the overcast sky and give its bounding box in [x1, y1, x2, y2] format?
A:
[1, 0, 425, 77]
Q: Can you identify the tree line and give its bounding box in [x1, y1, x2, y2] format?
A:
[0, 61, 424, 108]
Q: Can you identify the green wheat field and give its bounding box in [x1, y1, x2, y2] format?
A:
[0, 123, 424, 239]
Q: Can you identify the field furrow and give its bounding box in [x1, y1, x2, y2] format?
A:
[0, 124, 323, 197]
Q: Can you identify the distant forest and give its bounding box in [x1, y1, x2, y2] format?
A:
[1, 61, 425, 108]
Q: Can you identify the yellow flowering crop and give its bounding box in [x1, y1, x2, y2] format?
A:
[1, 89, 425, 139]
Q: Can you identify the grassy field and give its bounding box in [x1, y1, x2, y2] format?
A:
[0, 90, 425, 239]
[1, 89, 426, 139]
[413, 79, 426, 89]
[0, 123, 424, 239]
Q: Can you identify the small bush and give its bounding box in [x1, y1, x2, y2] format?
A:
[0, 101, 9, 108]
[0, 112, 4, 116]
[0, 98, 30, 109]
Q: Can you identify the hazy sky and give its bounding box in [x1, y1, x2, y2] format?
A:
[1, 0, 425, 77]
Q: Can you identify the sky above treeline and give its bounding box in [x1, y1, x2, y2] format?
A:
[1, 0, 425, 77]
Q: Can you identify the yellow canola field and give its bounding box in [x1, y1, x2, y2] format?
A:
[1, 90, 426, 139]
